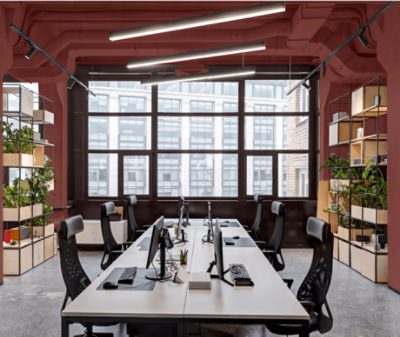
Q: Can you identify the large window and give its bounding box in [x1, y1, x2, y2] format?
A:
[86, 77, 313, 199]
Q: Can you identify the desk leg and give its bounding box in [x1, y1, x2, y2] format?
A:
[61, 318, 69, 337]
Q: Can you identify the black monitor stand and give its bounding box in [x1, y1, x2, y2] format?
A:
[175, 228, 189, 243]
[207, 261, 233, 286]
[145, 229, 173, 281]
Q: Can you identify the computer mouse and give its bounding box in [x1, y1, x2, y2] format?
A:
[233, 236, 240, 240]
[103, 281, 119, 289]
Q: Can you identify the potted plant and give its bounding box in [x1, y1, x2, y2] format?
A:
[29, 158, 54, 236]
[3, 178, 32, 221]
[3, 121, 36, 167]
[320, 154, 359, 191]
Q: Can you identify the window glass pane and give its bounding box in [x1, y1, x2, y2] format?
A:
[158, 81, 238, 113]
[158, 116, 237, 150]
[245, 116, 308, 150]
[89, 116, 151, 150]
[88, 153, 118, 197]
[246, 156, 273, 195]
[124, 156, 149, 195]
[245, 80, 310, 113]
[157, 154, 238, 197]
[88, 81, 151, 112]
[278, 153, 309, 197]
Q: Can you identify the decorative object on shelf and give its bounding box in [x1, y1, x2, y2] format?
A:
[332, 112, 348, 122]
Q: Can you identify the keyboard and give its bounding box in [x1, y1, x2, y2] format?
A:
[229, 264, 254, 286]
[118, 267, 137, 284]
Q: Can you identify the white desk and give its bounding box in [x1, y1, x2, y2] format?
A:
[61, 219, 308, 336]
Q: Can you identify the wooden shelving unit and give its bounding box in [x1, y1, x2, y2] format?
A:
[326, 76, 388, 283]
[2, 83, 56, 276]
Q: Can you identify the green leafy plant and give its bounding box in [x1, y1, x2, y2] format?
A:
[3, 179, 30, 208]
[2, 121, 35, 154]
[320, 153, 360, 180]
[27, 158, 54, 205]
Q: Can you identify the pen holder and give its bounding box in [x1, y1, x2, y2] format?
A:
[180, 250, 188, 265]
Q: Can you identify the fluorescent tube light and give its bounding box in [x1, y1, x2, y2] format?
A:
[110, 2, 285, 41]
[141, 68, 256, 86]
[127, 41, 266, 69]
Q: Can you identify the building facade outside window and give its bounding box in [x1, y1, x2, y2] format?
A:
[86, 78, 313, 199]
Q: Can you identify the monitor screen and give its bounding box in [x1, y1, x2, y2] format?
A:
[214, 221, 224, 278]
[145, 216, 164, 269]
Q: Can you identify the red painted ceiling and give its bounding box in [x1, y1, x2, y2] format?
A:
[0, 1, 387, 82]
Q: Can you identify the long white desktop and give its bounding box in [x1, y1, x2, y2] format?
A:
[61, 218, 309, 336]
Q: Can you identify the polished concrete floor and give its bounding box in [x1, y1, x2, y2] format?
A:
[0, 249, 399, 337]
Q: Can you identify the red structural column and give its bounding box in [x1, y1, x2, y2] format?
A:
[39, 82, 69, 225]
[375, 5, 400, 292]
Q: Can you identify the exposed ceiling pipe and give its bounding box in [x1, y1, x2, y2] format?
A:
[287, 1, 395, 95]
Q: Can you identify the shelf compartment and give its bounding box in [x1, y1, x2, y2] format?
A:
[338, 239, 350, 265]
[3, 206, 32, 222]
[350, 137, 387, 166]
[329, 120, 362, 146]
[3, 244, 33, 275]
[33, 109, 54, 125]
[33, 239, 44, 267]
[44, 235, 55, 260]
[337, 225, 374, 241]
[3, 153, 34, 167]
[351, 85, 387, 117]
[350, 244, 388, 282]
[3, 86, 34, 117]
[351, 205, 387, 224]
[32, 223, 54, 238]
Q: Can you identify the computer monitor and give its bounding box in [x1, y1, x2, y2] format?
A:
[145, 216, 172, 281]
[207, 221, 233, 286]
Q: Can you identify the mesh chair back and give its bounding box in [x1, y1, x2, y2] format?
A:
[58, 215, 91, 307]
[267, 201, 286, 252]
[127, 195, 140, 241]
[101, 201, 119, 256]
[251, 194, 263, 240]
[297, 217, 334, 333]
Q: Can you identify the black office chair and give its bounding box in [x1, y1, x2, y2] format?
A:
[100, 201, 124, 270]
[126, 195, 146, 243]
[266, 217, 334, 337]
[245, 194, 263, 240]
[262, 201, 286, 272]
[58, 215, 114, 337]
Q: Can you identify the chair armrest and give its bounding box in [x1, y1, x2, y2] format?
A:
[136, 229, 146, 234]
[283, 278, 294, 289]
[254, 240, 266, 250]
[300, 300, 316, 312]
[111, 249, 125, 255]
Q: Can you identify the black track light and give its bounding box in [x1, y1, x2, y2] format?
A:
[358, 31, 369, 47]
[302, 82, 310, 90]
[25, 45, 37, 60]
[67, 77, 76, 90]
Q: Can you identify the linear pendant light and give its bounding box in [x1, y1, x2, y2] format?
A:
[141, 68, 256, 86]
[110, 2, 285, 41]
[127, 41, 266, 69]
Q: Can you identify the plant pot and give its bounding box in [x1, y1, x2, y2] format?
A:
[32, 203, 43, 217]
[32, 223, 54, 238]
[330, 179, 350, 192]
[3, 153, 34, 167]
[3, 205, 32, 221]
[337, 226, 350, 240]
[350, 228, 374, 241]
[363, 207, 387, 224]
[351, 205, 363, 220]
